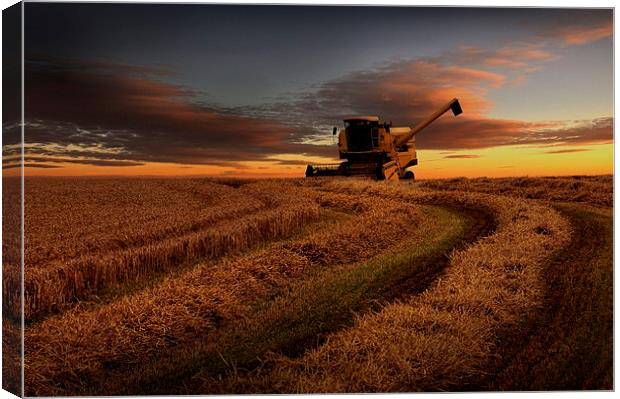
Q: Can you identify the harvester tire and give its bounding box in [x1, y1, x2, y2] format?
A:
[404, 171, 415, 180]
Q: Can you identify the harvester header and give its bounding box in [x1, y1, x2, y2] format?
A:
[305, 98, 463, 181]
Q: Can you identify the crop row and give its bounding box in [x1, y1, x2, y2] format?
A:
[23, 178, 269, 268]
[417, 175, 612, 206]
[24, 193, 427, 396]
[204, 179, 572, 393]
[6, 200, 320, 322]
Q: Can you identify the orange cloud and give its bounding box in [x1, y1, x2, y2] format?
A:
[274, 59, 612, 151]
[557, 21, 613, 45]
[430, 43, 559, 88]
[441, 44, 556, 70]
[318, 60, 502, 122]
[481, 47, 556, 69]
[533, 17, 613, 47]
[444, 66, 507, 88]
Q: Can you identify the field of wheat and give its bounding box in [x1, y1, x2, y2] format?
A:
[2, 175, 613, 395]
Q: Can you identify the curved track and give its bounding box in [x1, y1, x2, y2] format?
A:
[21, 178, 611, 395]
[94, 204, 496, 396]
[483, 203, 613, 390]
[25, 188, 495, 396]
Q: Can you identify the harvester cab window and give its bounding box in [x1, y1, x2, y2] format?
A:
[345, 120, 378, 152]
[345, 120, 369, 129]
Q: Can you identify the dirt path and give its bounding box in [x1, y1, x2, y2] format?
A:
[485, 203, 613, 390]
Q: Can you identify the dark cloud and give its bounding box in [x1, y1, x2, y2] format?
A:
[3, 163, 62, 170]
[3, 155, 145, 168]
[1, 123, 21, 149]
[27, 55, 175, 77]
[269, 158, 313, 166]
[25, 59, 332, 165]
[543, 148, 592, 155]
[443, 154, 480, 159]
[420, 117, 613, 150]
[32, 156, 144, 167]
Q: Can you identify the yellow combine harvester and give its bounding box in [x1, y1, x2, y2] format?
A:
[305, 98, 462, 181]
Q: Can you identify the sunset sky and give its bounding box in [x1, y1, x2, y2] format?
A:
[3, 4, 613, 178]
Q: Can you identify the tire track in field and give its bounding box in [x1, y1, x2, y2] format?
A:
[383, 206, 495, 305]
[262, 206, 497, 361]
[192, 208, 496, 396]
[23, 195, 428, 396]
[189, 185, 570, 394]
[482, 203, 613, 390]
[106, 205, 495, 395]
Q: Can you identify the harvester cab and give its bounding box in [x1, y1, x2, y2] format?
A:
[305, 98, 462, 181]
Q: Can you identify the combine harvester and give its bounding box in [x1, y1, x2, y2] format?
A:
[306, 98, 462, 181]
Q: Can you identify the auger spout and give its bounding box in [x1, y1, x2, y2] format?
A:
[393, 98, 462, 147]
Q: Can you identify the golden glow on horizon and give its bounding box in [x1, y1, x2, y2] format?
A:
[415, 143, 613, 178]
[10, 143, 612, 179]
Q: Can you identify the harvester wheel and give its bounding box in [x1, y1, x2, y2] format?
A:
[404, 171, 415, 180]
